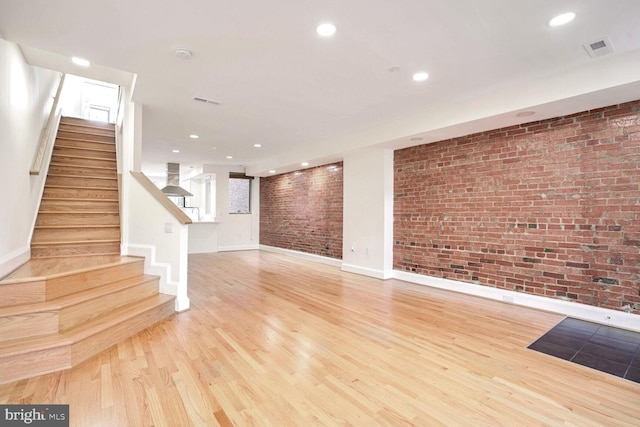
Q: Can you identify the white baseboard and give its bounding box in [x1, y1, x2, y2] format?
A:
[341, 263, 394, 280]
[0, 247, 30, 279]
[394, 270, 640, 332]
[175, 295, 190, 312]
[123, 243, 180, 301]
[218, 244, 260, 252]
[259, 245, 342, 267]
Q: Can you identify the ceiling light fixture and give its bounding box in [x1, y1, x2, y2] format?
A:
[412, 72, 429, 82]
[301, 162, 309, 166]
[548, 12, 575, 27]
[254, 144, 262, 148]
[175, 48, 193, 59]
[189, 134, 199, 139]
[269, 170, 276, 174]
[71, 57, 90, 67]
[226, 156, 233, 159]
[316, 22, 337, 37]
[172, 149, 180, 153]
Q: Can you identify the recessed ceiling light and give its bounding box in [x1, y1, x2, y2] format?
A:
[412, 72, 429, 82]
[189, 134, 199, 139]
[172, 149, 180, 153]
[226, 156, 233, 159]
[254, 144, 262, 148]
[211, 147, 217, 150]
[71, 57, 90, 67]
[548, 12, 575, 27]
[175, 48, 193, 60]
[316, 22, 337, 37]
[269, 170, 276, 174]
[301, 162, 309, 167]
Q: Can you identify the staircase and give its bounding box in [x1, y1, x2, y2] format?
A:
[0, 117, 175, 384]
[32, 116, 120, 258]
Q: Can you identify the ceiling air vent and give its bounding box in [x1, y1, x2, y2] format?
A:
[193, 96, 222, 106]
[584, 37, 613, 58]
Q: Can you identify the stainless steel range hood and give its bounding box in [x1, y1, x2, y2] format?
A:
[161, 163, 193, 197]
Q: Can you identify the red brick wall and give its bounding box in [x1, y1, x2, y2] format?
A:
[394, 101, 640, 314]
[260, 163, 343, 259]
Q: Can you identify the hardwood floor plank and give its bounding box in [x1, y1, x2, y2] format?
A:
[1, 250, 639, 425]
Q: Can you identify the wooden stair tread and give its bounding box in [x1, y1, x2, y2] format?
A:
[0, 256, 141, 284]
[0, 294, 173, 358]
[49, 162, 116, 171]
[55, 144, 115, 154]
[51, 153, 116, 162]
[48, 173, 117, 181]
[46, 184, 118, 191]
[0, 333, 69, 356]
[0, 274, 158, 317]
[34, 224, 120, 229]
[31, 239, 121, 245]
[55, 136, 115, 145]
[64, 293, 175, 341]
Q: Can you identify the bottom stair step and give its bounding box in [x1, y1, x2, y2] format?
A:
[0, 293, 175, 384]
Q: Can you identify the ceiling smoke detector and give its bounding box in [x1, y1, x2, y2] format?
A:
[175, 48, 193, 60]
[584, 37, 613, 58]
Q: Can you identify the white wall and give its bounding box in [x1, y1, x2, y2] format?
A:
[214, 167, 260, 251]
[0, 38, 60, 277]
[342, 147, 394, 279]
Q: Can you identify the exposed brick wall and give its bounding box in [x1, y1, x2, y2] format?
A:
[394, 101, 640, 314]
[260, 163, 343, 259]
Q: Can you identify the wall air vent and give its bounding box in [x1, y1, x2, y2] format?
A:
[193, 96, 222, 106]
[584, 37, 613, 58]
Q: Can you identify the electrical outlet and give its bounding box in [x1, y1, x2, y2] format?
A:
[165, 222, 173, 233]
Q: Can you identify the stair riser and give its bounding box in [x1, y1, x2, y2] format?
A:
[38, 200, 119, 213]
[60, 117, 115, 129]
[56, 130, 114, 143]
[0, 281, 46, 308]
[43, 186, 118, 200]
[31, 242, 121, 258]
[57, 124, 115, 137]
[36, 212, 120, 226]
[0, 311, 58, 340]
[0, 346, 70, 384]
[48, 164, 117, 178]
[51, 154, 116, 169]
[60, 279, 159, 332]
[32, 227, 120, 243]
[53, 146, 116, 160]
[46, 175, 118, 189]
[54, 137, 115, 152]
[70, 299, 174, 365]
[46, 260, 144, 300]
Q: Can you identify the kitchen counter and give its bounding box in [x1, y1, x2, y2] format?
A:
[188, 221, 219, 253]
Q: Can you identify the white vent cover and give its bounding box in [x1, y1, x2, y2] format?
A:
[193, 96, 222, 106]
[584, 37, 613, 58]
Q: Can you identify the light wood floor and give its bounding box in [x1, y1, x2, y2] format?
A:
[1, 251, 639, 426]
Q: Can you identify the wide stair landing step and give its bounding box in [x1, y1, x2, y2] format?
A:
[0, 255, 175, 384]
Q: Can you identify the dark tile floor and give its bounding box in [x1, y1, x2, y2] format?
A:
[528, 317, 640, 383]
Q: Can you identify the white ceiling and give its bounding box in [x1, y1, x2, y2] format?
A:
[1, 0, 640, 177]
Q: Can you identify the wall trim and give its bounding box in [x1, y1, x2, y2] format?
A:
[123, 243, 190, 311]
[260, 245, 342, 267]
[219, 244, 260, 252]
[0, 247, 30, 279]
[341, 263, 394, 280]
[394, 270, 640, 332]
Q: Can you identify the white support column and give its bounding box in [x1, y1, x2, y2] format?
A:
[342, 147, 394, 279]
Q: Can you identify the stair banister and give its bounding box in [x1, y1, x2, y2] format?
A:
[30, 73, 66, 175]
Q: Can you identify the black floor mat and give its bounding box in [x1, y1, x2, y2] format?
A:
[528, 317, 640, 383]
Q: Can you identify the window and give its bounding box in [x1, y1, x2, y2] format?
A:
[229, 174, 252, 213]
